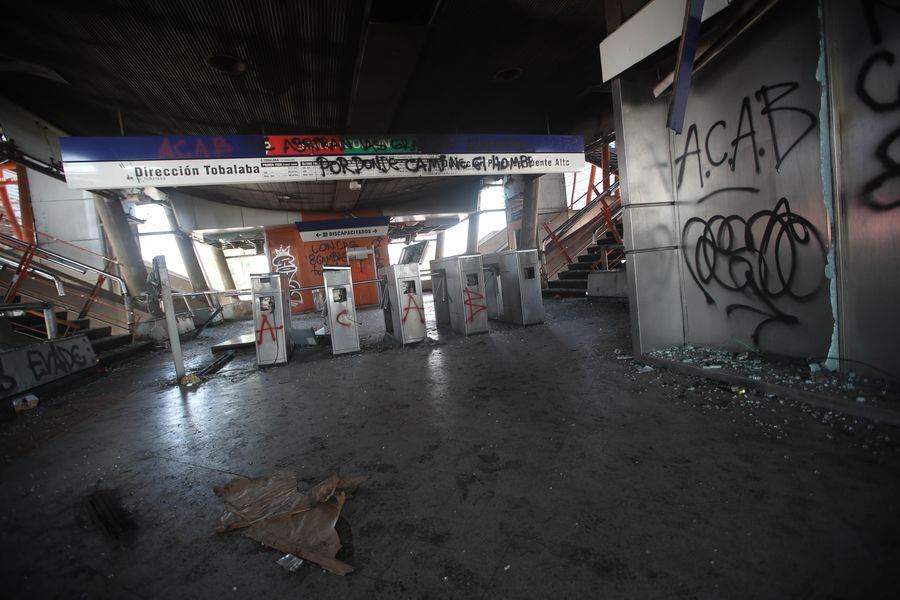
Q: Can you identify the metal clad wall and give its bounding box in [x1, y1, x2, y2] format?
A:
[671, 2, 833, 358]
[826, 1, 900, 378]
[613, 70, 684, 355]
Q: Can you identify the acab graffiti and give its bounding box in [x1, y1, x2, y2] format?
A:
[674, 81, 816, 189]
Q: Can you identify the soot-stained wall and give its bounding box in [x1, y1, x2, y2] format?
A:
[614, 0, 900, 379]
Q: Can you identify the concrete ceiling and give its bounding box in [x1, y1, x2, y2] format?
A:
[0, 0, 616, 212]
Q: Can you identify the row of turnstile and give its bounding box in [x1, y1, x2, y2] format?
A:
[250, 249, 543, 366]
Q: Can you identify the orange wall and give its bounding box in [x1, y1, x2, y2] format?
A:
[265, 212, 388, 314]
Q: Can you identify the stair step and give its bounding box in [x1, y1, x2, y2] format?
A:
[542, 288, 588, 297]
[577, 253, 603, 263]
[97, 341, 154, 368]
[549, 279, 587, 290]
[8, 309, 69, 326]
[558, 270, 589, 280]
[586, 241, 622, 254]
[90, 334, 133, 353]
[78, 326, 112, 340]
[567, 262, 595, 271]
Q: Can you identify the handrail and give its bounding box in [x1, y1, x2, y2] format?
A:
[547, 180, 620, 244]
[0, 255, 66, 296]
[0, 221, 119, 265]
[0, 232, 129, 296]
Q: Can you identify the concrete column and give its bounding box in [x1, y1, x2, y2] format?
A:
[520, 176, 541, 250]
[465, 211, 480, 254]
[211, 246, 237, 290]
[164, 205, 209, 292]
[435, 231, 446, 259]
[92, 194, 147, 296]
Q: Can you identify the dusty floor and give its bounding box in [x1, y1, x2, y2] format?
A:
[1, 297, 899, 599]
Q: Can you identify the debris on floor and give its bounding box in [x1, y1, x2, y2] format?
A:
[178, 373, 202, 387]
[88, 488, 136, 539]
[213, 471, 367, 575]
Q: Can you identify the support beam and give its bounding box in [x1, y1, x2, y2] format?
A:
[211, 246, 237, 291]
[164, 205, 208, 293]
[520, 176, 541, 250]
[91, 194, 147, 297]
[153, 256, 185, 380]
[435, 231, 446, 259]
[465, 212, 480, 254]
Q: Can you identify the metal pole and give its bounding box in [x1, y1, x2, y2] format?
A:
[466, 211, 480, 254]
[42, 305, 59, 339]
[153, 256, 185, 380]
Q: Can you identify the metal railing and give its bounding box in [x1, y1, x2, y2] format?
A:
[0, 231, 135, 331]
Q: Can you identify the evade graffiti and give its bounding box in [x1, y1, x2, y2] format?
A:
[27, 342, 89, 381]
[682, 196, 826, 345]
[272, 245, 303, 306]
[856, 0, 900, 210]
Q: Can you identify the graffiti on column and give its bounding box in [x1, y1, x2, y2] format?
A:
[856, 0, 900, 210]
[272, 245, 303, 306]
[674, 82, 816, 189]
[676, 78, 826, 346]
[462, 287, 487, 323]
[682, 196, 826, 345]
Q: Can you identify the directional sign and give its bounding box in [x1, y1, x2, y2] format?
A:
[295, 216, 390, 242]
[58, 133, 585, 190]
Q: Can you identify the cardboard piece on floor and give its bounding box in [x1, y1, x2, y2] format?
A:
[213, 471, 367, 575]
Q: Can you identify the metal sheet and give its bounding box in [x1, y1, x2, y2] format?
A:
[628, 250, 685, 351]
[0, 335, 97, 399]
[671, 2, 832, 357]
[825, 0, 900, 379]
[587, 270, 629, 297]
[599, 0, 731, 82]
[613, 69, 683, 356]
[482, 250, 544, 325]
[251, 273, 293, 366]
[429, 255, 488, 335]
[323, 267, 360, 355]
[380, 263, 427, 345]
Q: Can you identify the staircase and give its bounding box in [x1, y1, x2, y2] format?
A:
[545, 234, 624, 296]
[2, 304, 154, 367]
[0, 225, 156, 373]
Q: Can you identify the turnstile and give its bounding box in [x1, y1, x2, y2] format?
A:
[482, 249, 544, 325]
[380, 263, 427, 345]
[429, 254, 488, 336]
[251, 273, 293, 366]
[323, 266, 360, 355]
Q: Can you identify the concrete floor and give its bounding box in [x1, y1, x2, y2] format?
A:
[1, 297, 899, 599]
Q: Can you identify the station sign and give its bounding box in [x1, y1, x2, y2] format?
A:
[295, 216, 390, 242]
[58, 133, 585, 190]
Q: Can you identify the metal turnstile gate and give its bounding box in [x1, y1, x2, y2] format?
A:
[322, 266, 360, 355]
[251, 273, 294, 366]
[429, 254, 488, 336]
[380, 263, 427, 345]
[482, 249, 544, 325]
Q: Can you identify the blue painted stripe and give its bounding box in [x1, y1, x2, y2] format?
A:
[60, 134, 584, 162]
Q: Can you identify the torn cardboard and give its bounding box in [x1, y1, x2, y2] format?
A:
[213, 471, 367, 575]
